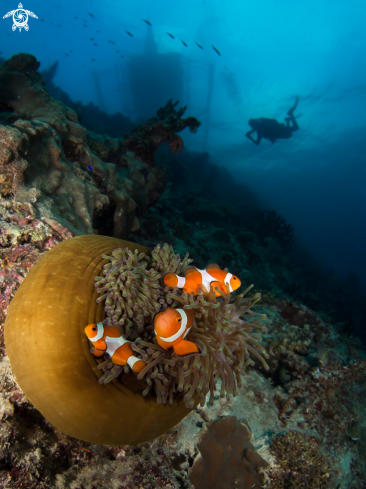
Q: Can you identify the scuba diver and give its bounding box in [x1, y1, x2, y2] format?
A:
[246, 96, 300, 145]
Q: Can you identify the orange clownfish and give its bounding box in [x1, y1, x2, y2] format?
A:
[84, 323, 146, 374]
[163, 263, 241, 296]
[154, 308, 200, 356]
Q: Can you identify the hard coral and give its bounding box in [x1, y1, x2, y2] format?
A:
[168, 134, 184, 154]
[189, 416, 268, 489]
[122, 99, 201, 164]
[0, 54, 200, 239]
[0, 125, 28, 196]
[267, 431, 333, 487]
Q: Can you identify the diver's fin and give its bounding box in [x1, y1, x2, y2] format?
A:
[287, 96, 299, 116]
[173, 339, 200, 356]
[206, 263, 220, 270]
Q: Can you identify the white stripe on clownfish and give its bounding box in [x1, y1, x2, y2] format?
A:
[90, 322, 104, 342]
[127, 356, 140, 368]
[157, 308, 192, 342]
[198, 268, 235, 292]
[225, 273, 233, 292]
[105, 334, 130, 357]
[176, 275, 186, 288]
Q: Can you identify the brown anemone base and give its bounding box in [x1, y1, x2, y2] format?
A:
[4, 235, 192, 445]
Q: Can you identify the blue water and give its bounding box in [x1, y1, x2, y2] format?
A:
[2, 0, 365, 289]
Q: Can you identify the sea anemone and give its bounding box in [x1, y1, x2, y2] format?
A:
[97, 250, 270, 409]
[4, 235, 195, 445]
[94, 243, 192, 340]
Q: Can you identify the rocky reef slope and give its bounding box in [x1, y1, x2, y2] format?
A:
[0, 53, 365, 489]
[0, 54, 199, 239]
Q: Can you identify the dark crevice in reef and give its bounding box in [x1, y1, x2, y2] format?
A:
[92, 206, 115, 237]
[0, 102, 13, 113]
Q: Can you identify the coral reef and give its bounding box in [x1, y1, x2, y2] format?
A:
[0, 217, 365, 486]
[0, 50, 365, 489]
[41, 60, 134, 138]
[189, 416, 268, 489]
[267, 431, 333, 487]
[0, 53, 200, 239]
[121, 99, 200, 164]
[255, 209, 295, 253]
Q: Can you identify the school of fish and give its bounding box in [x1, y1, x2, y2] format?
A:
[60, 11, 222, 60]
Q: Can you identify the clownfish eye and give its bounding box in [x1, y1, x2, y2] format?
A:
[92, 327, 97, 331]
[177, 318, 181, 322]
[233, 277, 237, 280]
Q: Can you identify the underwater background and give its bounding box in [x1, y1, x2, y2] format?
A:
[0, 0, 366, 488]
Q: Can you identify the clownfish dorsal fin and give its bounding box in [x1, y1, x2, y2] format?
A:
[206, 263, 220, 270]
[185, 267, 198, 276]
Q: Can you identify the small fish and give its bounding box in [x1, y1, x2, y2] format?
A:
[121, 55, 124, 58]
[96, 30, 100, 33]
[196, 42, 204, 50]
[154, 309, 200, 356]
[57, 24, 61, 27]
[91, 58, 95, 61]
[73, 16, 78, 19]
[108, 40, 115, 44]
[85, 323, 146, 373]
[181, 39, 188, 47]
[167, 32, 175, 39]
[142, 19, 152, 26]
[90, 37, 95, 40]
[164, 263, 241, 296]
[212, 44, 221, 56]
[116, 49, 120, 52]
[125, 30, 134, 37]
[93, 43, 97, 46]
[88, 12, 95, 18]
[87, 165, 93, 171]
[40, 18, 44, 22]
[65, 53, 69, 57]
[83, 25, 87, 27]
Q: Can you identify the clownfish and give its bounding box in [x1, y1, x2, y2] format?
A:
[154, 308, 200, 356]
[163, 263, 241, 296]
[84, 323, 146, 373]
